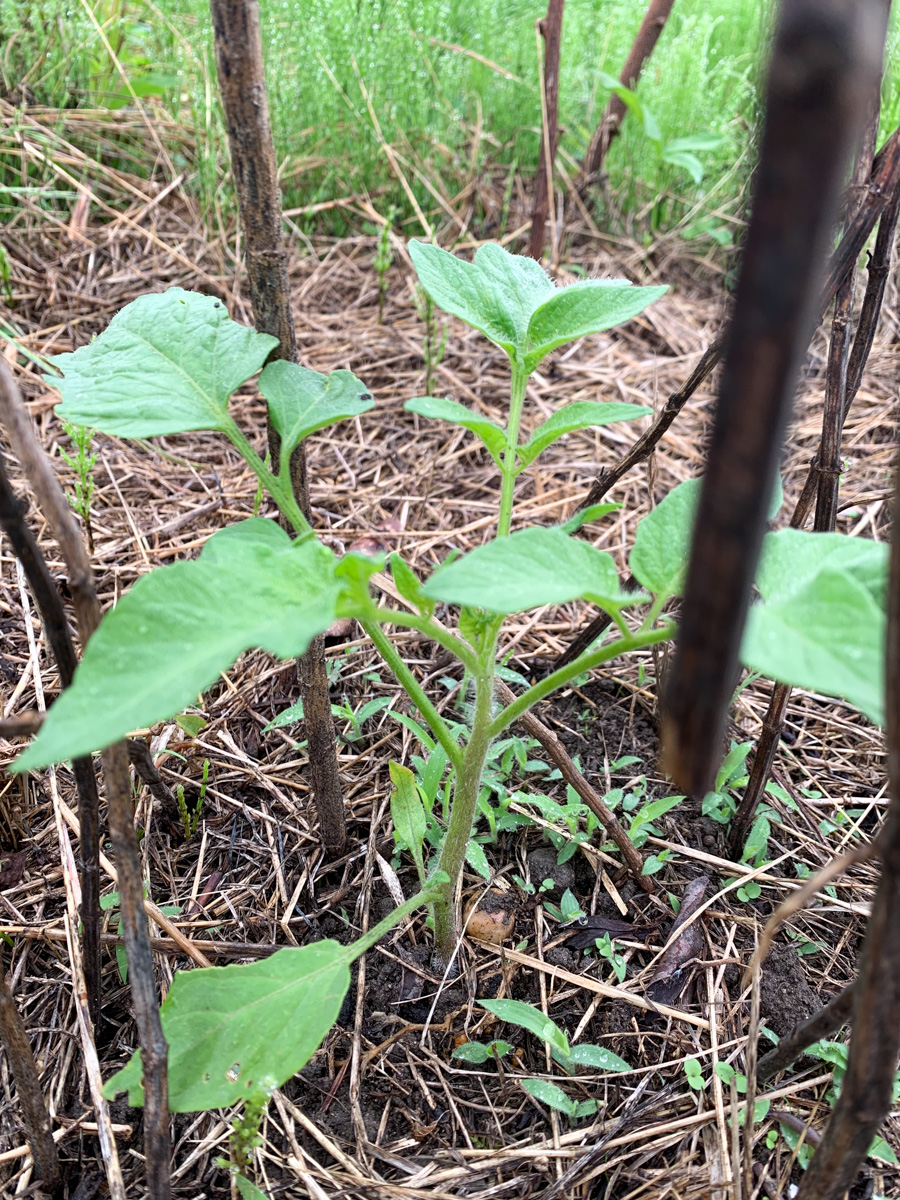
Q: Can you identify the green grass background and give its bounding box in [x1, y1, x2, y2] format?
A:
[2, 0, 900, 238]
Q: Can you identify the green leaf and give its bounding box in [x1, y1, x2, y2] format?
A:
[103, 943, 350, 1112]
[518, 401, 651, 469]
[665, 134, 725, 153]
[563, 1044, 632, 1072]
[423, 526, 636, 615]
[596, 72, 662, 143]
[741, 567, 885, 726]
[46, 289, 278, 436]
[868, 1135, 899, 1166]
[408, 241, 666, 372]
[404, 396, 506, 464]
[263, 700, 305, 732]
[629, 478, 701, 598]
[755, 528, 888, 611]
[260, 361, 373, 472]
[481, 999, 566, 1050]
[452, 1041, 491, 1063]
[17, 527, 339, 769]
[465, 839, 491, 880]
[520, 1077, 576, 1116]
[560, 503, 622, 534]
[409, 240, 554, 358]
[524, 282, 667, 373]
[661, 148, 705, 184]
[740, 814, 770, 866]
[235, 1175, 269, 1200]
[175, 713, 207, 737]
[390, 553, 435, 617]
[390, 762, 428, 886]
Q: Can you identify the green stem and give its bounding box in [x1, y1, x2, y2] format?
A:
[362, 619, 464, 773]
[497, 360, 528, 537]
[432, 665, 495, 960]
[378, 609, 479, 675]
[345, 885, 443, 963]
[487, 624, 675, 740]
[222, 419, 311, 538]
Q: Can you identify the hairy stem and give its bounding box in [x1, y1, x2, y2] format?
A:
[433, 666, 496, 960]
[497, 361, 528, 537]
[222, 420, 310, 538]
[346, 885, 445, 963]
[380, 609, 479, 675]
[488, 624, 674, 740]
[362, 619, 463, 773]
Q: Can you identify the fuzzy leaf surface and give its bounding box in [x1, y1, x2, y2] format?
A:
[629, 478, 701, 598]
[524, 281, 667, 372]
[742, 567, 885, 726]
[46, 289, 278, 435]
[409, 240, 553, 356]
[518, 401, 651, 469]
[260, 361, 373, 468]
[103, 943, 350, 1111]
[17, 525, 339, 768]
[423, 526, 630, 614]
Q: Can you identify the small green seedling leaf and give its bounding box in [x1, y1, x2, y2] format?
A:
[452, 1039, 512, 1064]
[263, 700, 305, 732]
[517, 401, 651, 469]
[868, 1136, 899, 1166]
[235, 1174, 269, 1200]
[560, 503, 621, 534]
[481, 999, 566, 1052]
[683, 1057, 705, 1090]
[175, 713, 207, 738]
[103, 943, 351, 1112]
[521, 1078, 578, 1116]
[46, 289, 278, 436]
[562, 1044, 632, 1072]
[404, 396, 507, 464]
[423, 526, 635, 615]
[390, 553, 435, 617]
[465, 839, 491, 880]
[390, 762, 428, 886]
[629, 477, 700, 599]
[17, 524, 340, 769]
[260, 361, 373, 473]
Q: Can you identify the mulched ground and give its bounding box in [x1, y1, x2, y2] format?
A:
[0, 99, 898, 1199]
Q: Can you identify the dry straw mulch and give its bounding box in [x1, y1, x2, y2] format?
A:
[0, 100, 898, 1199]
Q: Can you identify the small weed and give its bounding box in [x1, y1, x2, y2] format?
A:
[413, 283, 447, 396]
[58, 417, 98, 552]
[176, 758, 209, 840]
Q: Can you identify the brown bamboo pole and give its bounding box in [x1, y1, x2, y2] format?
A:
[0, 955, 61, 1194]
[661, 0, 886, 797]
[527, 0, 565, 262]
[209, 0, 346, 855]
[582, 0, 676, 182]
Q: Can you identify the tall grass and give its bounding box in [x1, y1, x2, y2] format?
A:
[2, 0, 899, 240]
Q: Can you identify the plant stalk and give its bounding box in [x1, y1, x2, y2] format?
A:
[433, 666, 496, 960]
[497, 362, 529, 537]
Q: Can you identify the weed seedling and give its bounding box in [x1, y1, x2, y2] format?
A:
[374, 210, 396, 323]
[176, 758, 209, 841]
[413, 282, 447, 396]
[593, 932, 627, 983]
[58, 416, 98, 552]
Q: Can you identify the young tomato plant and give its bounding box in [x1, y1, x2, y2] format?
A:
[13, 241, 889, 1121]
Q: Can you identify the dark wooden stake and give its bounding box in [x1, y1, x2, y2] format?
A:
[0, 446, 101, 1026]
[0, 362, 171, 1200]
[527, 0, 565, 261]
[0, 954, 61, 1194]
[729, 154, 900, 857]
[209, 0, 346, 856]
[582, 0, 676, 182]
[797, 454, 900, 1197]
[660, 0, 885, 798]
[814, 96, 882, 532]
[757, 981, 855, 1083]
